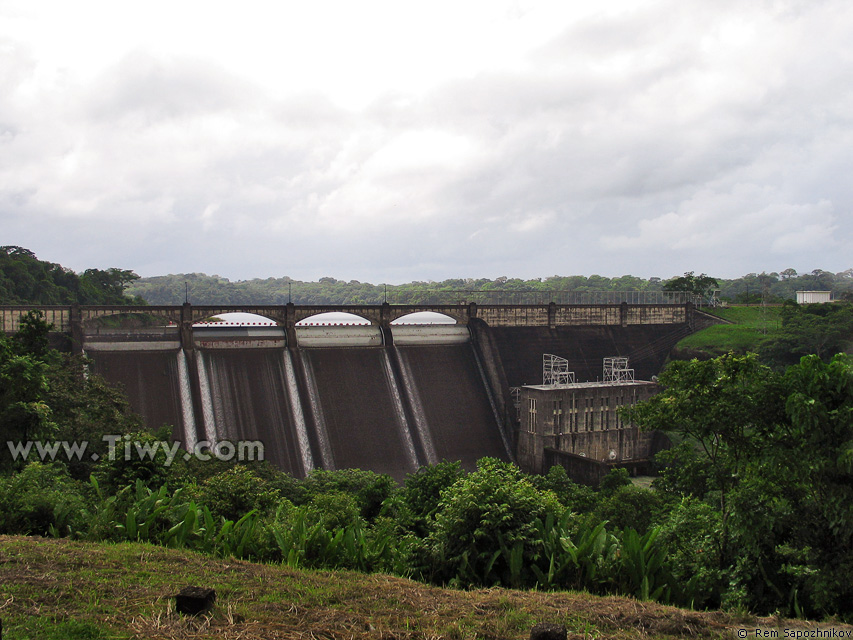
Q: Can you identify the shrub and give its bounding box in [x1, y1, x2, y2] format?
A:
[0, 462, 87, 536]
[402, 460, 465, 535]
[301, 468, 395, 521]
[592, 485, 664, 534]
[598, 467, 631, 495]
[424, 457, 563, 587]
[658, 496, 724, 608]
[529, 465, 596, 513]
[194, 465, 281, 522]
[93, 429, 171, 493]
[306, 491, 362, 530]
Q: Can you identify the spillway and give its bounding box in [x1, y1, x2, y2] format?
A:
[85, 345, 186, 444]
[196, 347, 309, 477]
[299, 346, 419, 482]
[393, 342, 509, 471]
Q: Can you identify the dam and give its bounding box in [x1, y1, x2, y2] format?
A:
[1, 300, 720, 481]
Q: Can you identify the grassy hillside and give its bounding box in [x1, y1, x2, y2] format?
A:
[674, 306, 782, 357]
[0, 535, 814, 640]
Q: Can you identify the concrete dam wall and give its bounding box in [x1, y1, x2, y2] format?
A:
[83, 312, 707, 480]
[85, 324, 513, 482]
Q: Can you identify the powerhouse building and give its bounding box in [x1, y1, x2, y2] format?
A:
[515, 356, 669, 484]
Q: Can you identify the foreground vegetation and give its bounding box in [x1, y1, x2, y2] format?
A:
[4, 535, 811, 640]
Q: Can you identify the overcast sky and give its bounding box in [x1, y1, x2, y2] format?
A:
[1, 0, 851, 284]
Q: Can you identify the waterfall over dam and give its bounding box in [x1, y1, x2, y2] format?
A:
[85, 324, 514, 481]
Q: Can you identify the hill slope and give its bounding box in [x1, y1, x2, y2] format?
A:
[0, 536, 840, 640]
[673, 306, 782, 358]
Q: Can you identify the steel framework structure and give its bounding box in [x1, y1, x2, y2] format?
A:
[603, 356, 634, 383]
[543, 354, 575, 385]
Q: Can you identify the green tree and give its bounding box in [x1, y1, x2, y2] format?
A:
[631, 351, 853, 618]
[759, 302, 853, 367]
[772, 354, 853, 617]
[0, 336, 55, 469]
[0, 246, 142, 305]
[592, 484, 663, 534]
[79, 268, 143, 304]
[663, 271, 719, 298]
[629, 353, 784, 565]
[0, 462, 87, 536]
[300, 468, 395, 521]
[194, 465, 281, 522]
[402, 460, 466, 536]
[424, 457, 562, 587]
[528, 464, 596, 513]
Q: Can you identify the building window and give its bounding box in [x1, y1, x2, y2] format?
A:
[547, 399, 563, 435]
[527, 398, 537, 434]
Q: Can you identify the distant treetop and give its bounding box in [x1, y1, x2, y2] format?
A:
[0, 246, 144, 305]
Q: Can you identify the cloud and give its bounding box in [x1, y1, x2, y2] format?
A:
[0, 0, 851, 282]
[602, 186, 837, 250]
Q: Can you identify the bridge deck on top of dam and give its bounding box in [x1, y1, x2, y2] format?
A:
[0, 299, 697, 337]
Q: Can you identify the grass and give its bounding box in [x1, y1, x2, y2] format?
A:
[676, 306, 783, 357]
[701, 306, 784, 328]
[0, 535, 777, 640]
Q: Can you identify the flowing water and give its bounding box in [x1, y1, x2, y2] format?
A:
[87, 328, 512, 479]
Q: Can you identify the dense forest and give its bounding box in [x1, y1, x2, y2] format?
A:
[128, 269, 853, 306]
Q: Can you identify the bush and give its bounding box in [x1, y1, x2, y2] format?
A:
[0, 462, 87, 536]
[424, 457, 563, 587]
[93, 429, 171, 493]
[657, 497, 724, 608]
[306, 491, 362, 530]
[598, 468, 631, 495]
[592, 485, 664, 534]
[301, 468, 395, 521]
[194, 465, 281, 522]
[529, 465, 596, 513]
[402, 460, 466, 535]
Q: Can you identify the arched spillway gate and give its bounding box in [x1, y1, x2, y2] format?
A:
[80, 320, 512, 482]
[2, 301, 717, 480]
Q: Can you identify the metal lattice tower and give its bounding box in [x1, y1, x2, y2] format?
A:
[543, 354, 575, 385]
[510, 387, 522, 421]
[603, 357, 634, 383]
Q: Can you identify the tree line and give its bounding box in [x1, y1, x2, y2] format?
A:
[2, 245, 851, 306]
[128, 269, 853, 306]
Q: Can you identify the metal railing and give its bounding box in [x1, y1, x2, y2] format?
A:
[383, 290, 700, 305]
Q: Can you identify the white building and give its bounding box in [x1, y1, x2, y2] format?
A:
[796, 291, 832, 304]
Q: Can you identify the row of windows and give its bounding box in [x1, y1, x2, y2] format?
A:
[526, 393, 639, 435]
